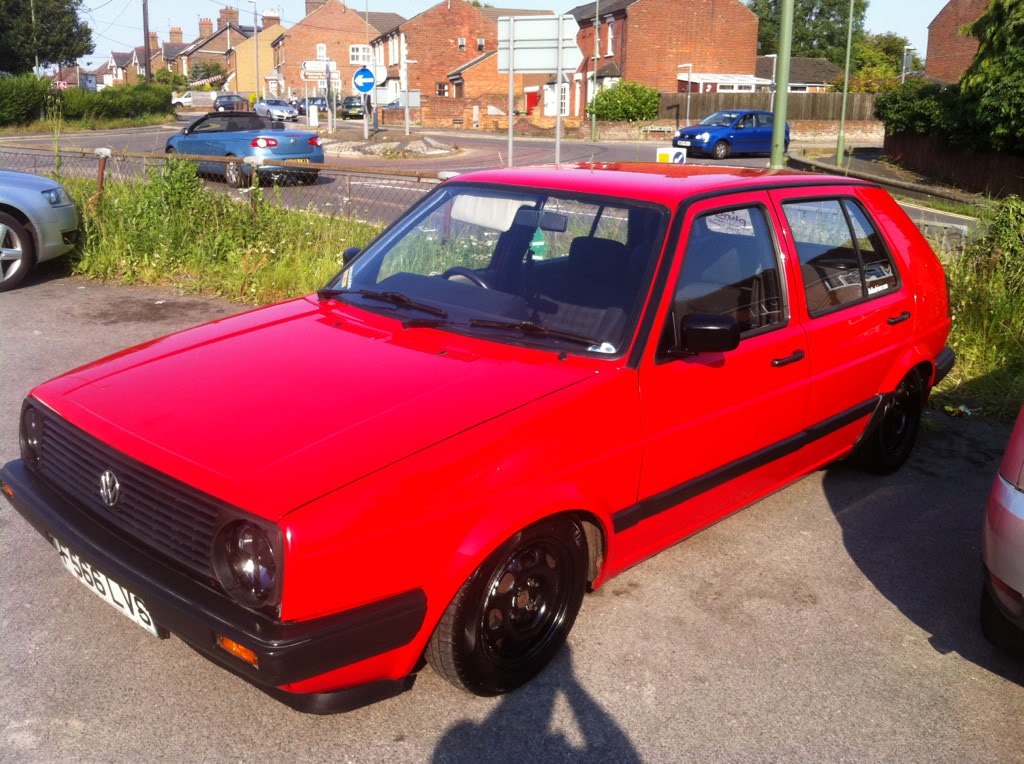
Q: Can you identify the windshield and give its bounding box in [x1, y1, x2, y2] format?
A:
[325, 183, 666, 356]
[698, 111, 741, 127]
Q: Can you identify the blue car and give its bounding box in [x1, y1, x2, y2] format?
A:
[672, 110, 789, 160]
[165, 111, 324, 187]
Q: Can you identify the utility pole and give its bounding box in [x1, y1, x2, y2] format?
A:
[590, 0, 599, 141]
[142, 0, 152, 83]
[768, 0, 793, 169]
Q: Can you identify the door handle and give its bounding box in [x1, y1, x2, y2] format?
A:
[887, 311, 912, 325]
[771, 349, 805, 368]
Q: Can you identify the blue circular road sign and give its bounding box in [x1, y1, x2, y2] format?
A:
[353, 67, 375, 93]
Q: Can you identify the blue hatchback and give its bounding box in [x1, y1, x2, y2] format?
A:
[672, 110, 789, 160]
[165, 111, 325, 187]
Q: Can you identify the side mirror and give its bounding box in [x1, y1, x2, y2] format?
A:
[668, 313, 740, 358]
[342, 246, 361, 266]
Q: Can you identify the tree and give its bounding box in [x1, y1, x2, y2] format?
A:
[960, 0, 1024, 153]
[589, 80, 659, 122]
[187, 61, 226, 86]
[0, 0, 93, 74]
[839, 31, 919, 92]
[747, 0, 867, 67]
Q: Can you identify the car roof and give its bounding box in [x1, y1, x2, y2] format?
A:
[449, 163, 870, 206]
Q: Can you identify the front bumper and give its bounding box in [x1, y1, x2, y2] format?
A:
[1, 459, 427, 713]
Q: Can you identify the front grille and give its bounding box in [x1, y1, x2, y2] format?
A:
[36, 410, 223, 578]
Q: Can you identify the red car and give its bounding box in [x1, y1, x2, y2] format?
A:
[1, 164, 954, 713]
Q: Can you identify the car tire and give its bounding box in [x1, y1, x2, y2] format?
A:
[981, 580, 1024, 656]
[854, 370, 923, 474]
[299, 171, 319, 185]
[712, 140, 730, 160]
[165, 147, 176, 154]
[224, 158, 246, 188]
[0, 211, 37, 293]
[425, 516, 587, 696]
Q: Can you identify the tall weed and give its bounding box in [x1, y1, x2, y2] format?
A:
[937, 196, 1024, 419]
[66, 159, 380, 303]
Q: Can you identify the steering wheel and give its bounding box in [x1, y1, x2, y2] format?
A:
[442, 266, 489, 288]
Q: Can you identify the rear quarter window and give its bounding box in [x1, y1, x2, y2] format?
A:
[782, 197, 900, 317]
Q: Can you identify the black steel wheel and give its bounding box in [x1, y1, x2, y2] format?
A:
[0, 211, 36, 292]
[426, 517, 587, 696]
[855, 371, 923, 474]
[712, 140, 730, 160]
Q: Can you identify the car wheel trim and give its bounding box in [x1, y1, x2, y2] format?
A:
[0, 213, 35, 291]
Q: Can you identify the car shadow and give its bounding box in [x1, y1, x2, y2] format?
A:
[821, 409, 1024, 686]
[430, 646, 641, 763]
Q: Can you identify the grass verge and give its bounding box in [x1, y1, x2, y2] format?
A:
[61, 158, 382, 304]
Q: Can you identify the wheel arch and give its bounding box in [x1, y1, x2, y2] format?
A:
[878, 345, 936, 400]
[0, 203, 39, 252]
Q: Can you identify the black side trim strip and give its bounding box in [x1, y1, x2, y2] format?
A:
[934, 346, 955, 386]
[613, 397, 880, 533]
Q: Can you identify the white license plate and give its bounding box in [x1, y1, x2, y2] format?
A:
[678, 140, 691, 147]
[52, 538, 161, 637]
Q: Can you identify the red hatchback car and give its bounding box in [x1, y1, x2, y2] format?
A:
[1, 164, 954, 713]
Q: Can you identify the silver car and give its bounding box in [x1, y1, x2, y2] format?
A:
[254, 98, 299, 121]
[982, 404, 1024, 655]
[0, 170, 79, 292]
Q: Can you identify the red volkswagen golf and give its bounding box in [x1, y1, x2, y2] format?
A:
[1, 164, 954, 713]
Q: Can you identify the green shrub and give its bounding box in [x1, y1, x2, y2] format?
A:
[0, 74, 50, 126]
[589, 80, 660, 122]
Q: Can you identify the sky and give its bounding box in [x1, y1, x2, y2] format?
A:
[74, 0, 949, 70]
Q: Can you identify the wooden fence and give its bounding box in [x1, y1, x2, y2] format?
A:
[659, 92, 878, 122]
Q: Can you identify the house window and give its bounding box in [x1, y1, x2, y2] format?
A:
[477, 38, 485, 52]
[436, 82, 449, 97]
[606, 20, 614, 56]
[349, 45, 371, 65]
[458, 37, 466, 51]
[316, 43, 327, 61]
[559, 82, 569, 116]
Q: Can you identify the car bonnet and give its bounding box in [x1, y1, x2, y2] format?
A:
[30, 297, 596, 520]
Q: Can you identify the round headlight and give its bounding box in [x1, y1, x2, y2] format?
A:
[698, 132, 711, 142]
[215, 521, 278, 607]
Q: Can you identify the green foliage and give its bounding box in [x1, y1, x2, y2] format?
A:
[155, 69, 188, 89]
[64, 160, 381, 303]
[936, 197, 1024, 419]
[748, 0, 867, 66]
[838, 31, 920, 92]
[187, 61, 226, 85]
[589, 80, 659, 122]
[0, 73, 50, 124]
[873, 79, 950, 134]
[0, 0, 93, 73]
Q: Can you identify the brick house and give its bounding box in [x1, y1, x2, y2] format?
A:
[102, 52, 134, 87]
[175, 8, 253, 87]
[370, 0, 550, 123]
[231, 12, 287, 96]
[924, 0, 987, 84]
[270, 0, 405, 101]
[567, 0, 759, 117]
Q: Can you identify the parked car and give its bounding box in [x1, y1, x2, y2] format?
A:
[672, 109, 789, 159]
[0, 164, 954, 713]
[339, 95, 365, 119]
[255, 98, 299, 121]
[0, 170, 78, 292]
[297, 97, 328, 116]
[981, 404, 1024, 655]
[165, 111, 323, 186]
[213, 94, 249, 112]
[171, 90, 197, 108]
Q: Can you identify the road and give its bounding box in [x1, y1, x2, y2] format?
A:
[1, 267, 1022, 763]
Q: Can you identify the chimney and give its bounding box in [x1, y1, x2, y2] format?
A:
[218, 7, 240, 29]
[305, 0, 328, 16]
[262, 13, 280, 29]
[170, 27, 183, 44]
[199, 18, 213, 37]
[148, 32, 159, 51]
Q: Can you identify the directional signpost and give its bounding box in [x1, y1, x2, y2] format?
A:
[497, 15, 582, 165]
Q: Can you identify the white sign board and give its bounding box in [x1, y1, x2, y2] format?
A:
[302, 60, 337, 74]
[497, 15, 582, 74]
[657, 147, 687, 164]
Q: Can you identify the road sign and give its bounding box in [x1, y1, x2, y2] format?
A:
[302, 60, 336, 74]
[353, 67, 375, 93]
[497, 15, 582, 74]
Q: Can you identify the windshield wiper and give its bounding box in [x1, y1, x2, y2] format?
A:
[468, 318, 602, 348]
[317, 288, 448, 318]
